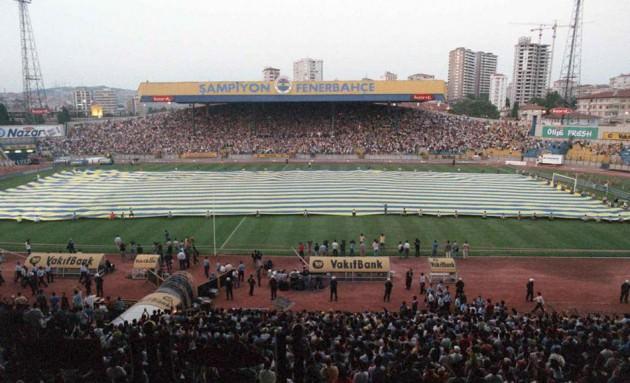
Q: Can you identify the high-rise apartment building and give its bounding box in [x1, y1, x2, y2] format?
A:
[263, 67, 280, 82]
[447, 47, 497, 101]
[510, 37, 550, 105]
[73, 87, 92, 116]
[93, 88, 118, 116]
[293, 58, 323, 81]
[489, 74, 507, 109]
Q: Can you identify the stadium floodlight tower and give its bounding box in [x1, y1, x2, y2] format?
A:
[15, 0, 48, 119]
[558, 0, 584, 103]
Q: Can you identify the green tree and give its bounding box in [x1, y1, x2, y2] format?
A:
[0, 103, 11, 125]
[451, 95, 499, 119]
[511, 101, 519, 118]
[56, 107, 71, 124]
[531, 92, 567, 111]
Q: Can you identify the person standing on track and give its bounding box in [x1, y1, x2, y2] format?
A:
[384, 278, 393, 302]
[248, 274, 256, 296]
[95, 273, 104, 297]
[419, 272, 426, 295]
[531, 292, 545, 313]
[414, 238, 420, 257]
[526, 278, 535, 302]
[225, 277, 234, 300]
[620, 280, 629, 303]
[269, 275, 278, 300]
[330, 276, 338, 301]
[405, 269, 413, 290]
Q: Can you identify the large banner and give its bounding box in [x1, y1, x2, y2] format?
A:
[138, 79, 446, 103]
[308, 256, 390, 273]
[26, 253, 105, 271]
[602, 132, 630, 141]
[541, 126, 599, 139]
[0, 125, 64, 139]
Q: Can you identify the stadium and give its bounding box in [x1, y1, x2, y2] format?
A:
[1, 75, 630, 380]
[1, 0, 630, 380]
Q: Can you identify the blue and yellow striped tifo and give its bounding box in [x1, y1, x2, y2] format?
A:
[1, 170, 628, 222]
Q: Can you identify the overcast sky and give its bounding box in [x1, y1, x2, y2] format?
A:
[0, 0, 628, 92]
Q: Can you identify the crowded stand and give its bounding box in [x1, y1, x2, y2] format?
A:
[37, 104, 536, 157]
[1, 287, 629, 382]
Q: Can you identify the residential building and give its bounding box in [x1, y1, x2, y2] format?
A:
[293, 58, 323, 81]
[475, 52, 498, 97]
[552, 79, 577, 99]
[609, 73, 630, 89]
[73, 87, 92, 116]
[383, 71, 398, 81]
[576, 89, 630, 125]
[263, 67, 280, 82]
[510, 37, 550, 105]
[407, 73, 435, 80]
[93, 88, 117, 116]
[447, 47, 497, 101]
[576, 84, 610, 97]
[489, 74, 507, 109]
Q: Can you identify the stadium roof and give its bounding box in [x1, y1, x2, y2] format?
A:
[137, 79, 446, 104]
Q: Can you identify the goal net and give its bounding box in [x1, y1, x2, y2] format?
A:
[552, 173, 578, 193]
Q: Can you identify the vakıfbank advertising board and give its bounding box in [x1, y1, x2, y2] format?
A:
[309, 256, 390, 273]
[542, 126, 599, 139]
[0, 125, 64, 139]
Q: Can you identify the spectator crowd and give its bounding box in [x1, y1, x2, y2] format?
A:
[38, 104, 536, 157]
[1, 290, 629, 382]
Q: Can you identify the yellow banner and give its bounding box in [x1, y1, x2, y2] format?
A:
[180, 152, 218, 159]
[603, 132, 630, 140]
[428, 257, 457, 273]
[132, 254, 160, 270]
[254, 153, 291, 159]
[309, 256, 390, 273]
[138, 80, 446, 97]
[26, 253, 105, 270]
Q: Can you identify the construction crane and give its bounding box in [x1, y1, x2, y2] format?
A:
[510, 21, 571, 94]
[15, 0, 47, 121]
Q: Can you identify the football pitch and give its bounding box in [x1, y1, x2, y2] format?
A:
[1, 162, 629, 257]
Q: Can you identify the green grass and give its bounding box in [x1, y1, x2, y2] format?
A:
[1, 215, 629, 257]
[1, 163, 628, 258]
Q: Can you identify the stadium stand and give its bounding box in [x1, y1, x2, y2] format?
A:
[1, 294, 629, 382]
[37, 104, 534, 157]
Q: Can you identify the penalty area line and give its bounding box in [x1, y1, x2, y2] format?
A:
[220, 216, 247, 250]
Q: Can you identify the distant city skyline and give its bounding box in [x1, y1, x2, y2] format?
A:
[0, 0, 628, 92]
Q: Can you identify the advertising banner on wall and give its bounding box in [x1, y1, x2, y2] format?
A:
[541, 126, 599, 139]
[0, 125, 64, 139]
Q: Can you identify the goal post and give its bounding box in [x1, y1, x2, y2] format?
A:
[552, 173, 578, 193]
